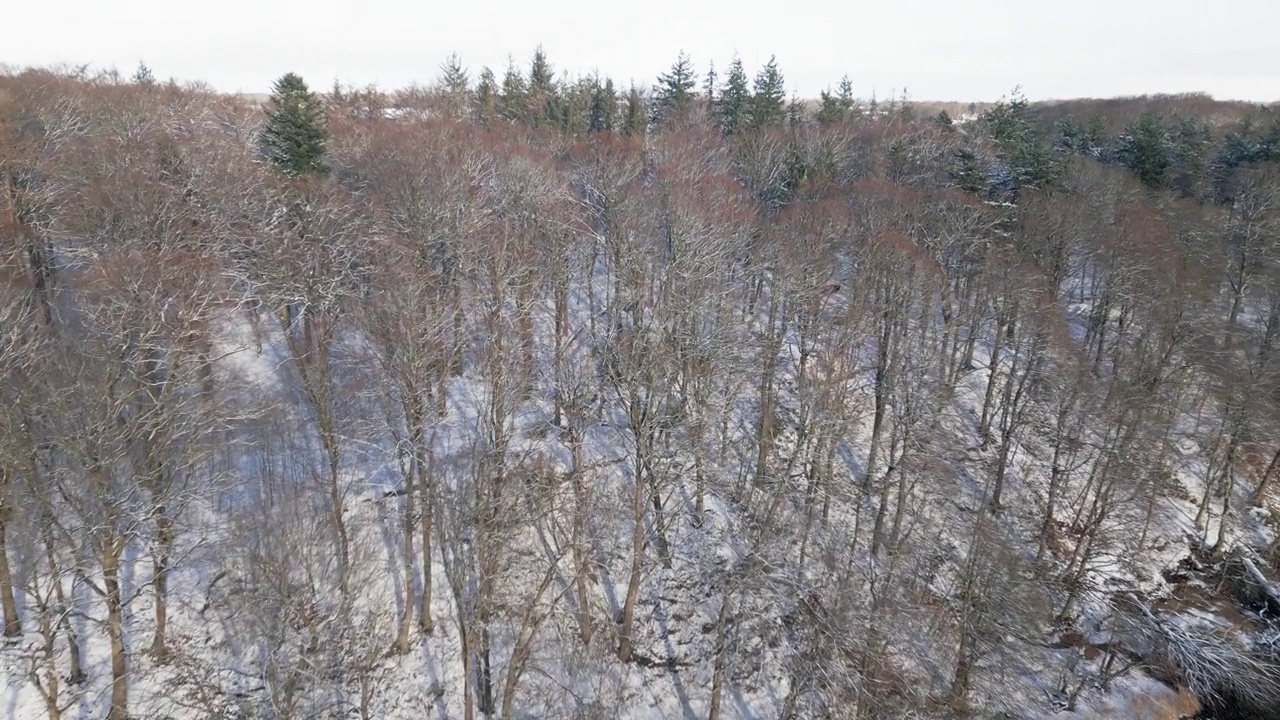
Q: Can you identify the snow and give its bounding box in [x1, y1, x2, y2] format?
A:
[4, 278, 1280, 720]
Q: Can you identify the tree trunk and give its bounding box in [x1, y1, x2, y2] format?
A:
[864, 319, 892, 489]
[103, 541, 129, 720]
[394, 424, 418, 653]
[478, 626, 494, 715]
[325, 440, 351, 601]
[553, 282, 568, 427]
[617, 419, 648, 663]
[418, 448, 435, 637]
[950, 628, 976, 709]
[151, 511, 173, 661]
[567, 430, 594, 647]
[460, 620, 475, 720]
[707, 593, 731, 720]
[499, 563, 557, 720]
[0, 503, 20, 637]
[1037, 438, 1067, 563]
[977, 324, 1003, 446]
[1253, 446, 1280, 504]
[33, 604, 61, 720]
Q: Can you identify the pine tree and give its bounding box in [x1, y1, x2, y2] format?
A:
[979, 88, 1060, 189]
[588, 76, 619, 133]
[718, 56, 751, 135]
[837, 76, 856, 118]
[622, 85, 647, 138]
[260, 73, 328, 177]
[1166, 115, 1209, 197]
[438, 53, 470, 119]
[750, 56, 786, 129]
[788, 93, 805, 127]
[1117, 111, 1170, 190]
[653, 51, 697, 124]
[816, 89, 842, 125]
[949, 149, 987, 194]
[132, 61, 155, 86]
[556, 75, 592, 136]
[498, 58, 528, 123]
[527, 46, 559, 127]
[474, 67, 498, 127]
[816, 75, 858, 125]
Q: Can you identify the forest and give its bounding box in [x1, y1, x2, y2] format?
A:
[2, 51, 1280, 719]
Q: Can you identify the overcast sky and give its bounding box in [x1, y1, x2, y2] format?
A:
[7, 0, 1278, 102]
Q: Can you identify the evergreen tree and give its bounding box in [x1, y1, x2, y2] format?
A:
[718, 56, 751, 135]
[438, 53, 471, 119]
[788, 93, 805, 127]
[1057, 116, 1106, 158]
[979, 88, 1059, 189]
[527, 46, 559, 127]
[750, 56, 786, 129]
[1117, 111, 1170, 190]
[622, 85, 647, 138]
[816, 76, 857, 126]
[1262, 111, 1280, 162]
[259, 72, 329, 177]
[816, 89, 842, 125]
[837, 76, 856, 118]
[897, 88, 914, 121]
[703, 62, 718, 103]
[132, 61, 155, 86]
[440, 53, 469, 95]
[949, 149, 987, 194]
[498, 58, 529, 123]
[1167, 115, 1211, 198]
[653, 51, 697, 124]
[588, 76, 619, 133]
[474, 67, 499, 127]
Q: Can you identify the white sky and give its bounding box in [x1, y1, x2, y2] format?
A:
[7, 0, 1279, 102]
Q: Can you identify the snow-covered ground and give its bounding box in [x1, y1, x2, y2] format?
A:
[3, 277, 1279, 720]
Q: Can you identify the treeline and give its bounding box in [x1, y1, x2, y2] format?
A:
[1, 60, 1280, 720]
[325, 49, 868, 135]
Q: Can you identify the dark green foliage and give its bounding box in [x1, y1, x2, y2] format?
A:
[1117, 111, 1171, 190]
[498, 59, 529, 123]
[1167, 116, 1212, 198]
[816, 75, 856, 126]
[933, 110, 953, 128]
[718, 57, 751, 135]
[788, 94, 805, 127]
[653, 51, 698, 124]
[555, 77, 594, 136]
[885, 138, 911, 183]
[588, 76, 619, 133]
[1210, 113, 1280, 202]
[979, 89, 1059, 190]
[474, 67, 498, 127]
[259, 73, 329, 177]
[750, 56, 786, 129]
[438, 54, 471, 119]
[949, 149, 987, 194]
[622, 85, 647, 138]
[527, 46, 560, 128]
[133, 62, 155, 86]
[1056, 116, 1106, 159]
[440, 54, 469, 97]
